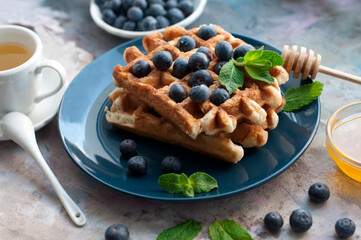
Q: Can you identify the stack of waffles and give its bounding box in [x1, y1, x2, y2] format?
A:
[106, 25, 289, 163]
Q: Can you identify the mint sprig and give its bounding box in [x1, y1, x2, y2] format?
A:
[283, 81, 324, 112]
[219, 46, 285, 94]
[157, 220, 202, 240]
[158, 172, 218, 198]
[209, 219, 253, 240]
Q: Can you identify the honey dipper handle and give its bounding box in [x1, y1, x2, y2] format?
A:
[319, 65, 361, 85]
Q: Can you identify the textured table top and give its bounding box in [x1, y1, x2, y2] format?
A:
[1, 0, 361, 239]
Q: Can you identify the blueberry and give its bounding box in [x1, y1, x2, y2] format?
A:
[105, 224, 129, 240]
[119, 139, 137, 158]
[189, 85, 210, 103]
[264, 212, 283, 231]
[102, 9, 117, 25]
[308, 182, 330, 203]
[198, 25, 217, 40]
[335, 218, 356, 239]
[289, 209, 313, 233]
[215, 41, 233, 61]
[128, 156, 147, 176]
[188, 52, 209, 71]
[132, 60, 151, 78]
[169, 83, 187, 103]
[233, 44, 255, 60]
[146, 3, 167, 16]
[132, 0, 147, 11]
[161, 156, 181, 173]
[127, 6, 144, 21]
[156, 16, 170, 28]
[189, 69, 212, 87]
[122, 21, 137, 30]
[196, 47, 213, 61]
[139, 16, 157, 31]
[152, 50, 173, 71]
[172, 58, 190, 79]
[178, 0, 193, 16]
[96, 0, 107, 7]
[167, 8, 185, 24]
[210, 88, 230, 105]
[113, 15, 127, 28]
[177, 36, 196, 52]
[165, 0, 177, 10]
[214, 61, 227, 75]
[102, 0, 122, 14]
[149, 0, 164, 6]
[121, 0, 133, 10]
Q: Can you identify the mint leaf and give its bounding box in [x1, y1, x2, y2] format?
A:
[158, 173, 183, 194]
[245, 59, 272, 70]
[157, 220, 202, 240]
[261, 50, 285, 67]
[283, 81, 323, 112]
[179, 173, 194, 197]
[209, 219, 253, 240]
[219, 60, 244, 94]
[244, 66, 274, 84]
[244, 46, 264, 62]
[189, 172, 218, 193]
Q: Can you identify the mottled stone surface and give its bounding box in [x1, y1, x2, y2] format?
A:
[1, 0, 361, 239]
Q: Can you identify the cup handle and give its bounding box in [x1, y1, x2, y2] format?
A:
[34, 59, 67, 103]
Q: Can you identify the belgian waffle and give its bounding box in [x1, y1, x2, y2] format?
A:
[112, 25, 289, 139]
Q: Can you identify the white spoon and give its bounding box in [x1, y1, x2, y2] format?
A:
[0, 112, 86, 227]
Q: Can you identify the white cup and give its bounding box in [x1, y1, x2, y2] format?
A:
[0, 25, 66, 117]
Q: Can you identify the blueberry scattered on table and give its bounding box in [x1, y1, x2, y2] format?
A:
[335, 218, 356, 239]
[215, 41, 233, 61]
[139, 16, 157, 31]
[289, 209, 313, 233]
[178, 0, 194, 17]
[105, 224, 129, 240]
[132, 60, 151, 78]
[189, 69, 212, 87]
[198, 25, 217, 40]
[167, 8, 185, 24]
[214, 61, 227, 75]
[196, 47, 213, 61]
[128, 156, 147, 176]
[210, 88, 230, 105]
[161, 156, 182, 173]
[189, 85, 211, 103]
[169, 83, 187, 103]
[233, 44, 255, 60]
[188, 52, 210, 71]
[177, 36, 196, 52]
[96, 0, 194, 31]
[152, 50, 173, 71]
[119, 139, 137, 158]
[264, 212, 284, 231]
[308, 182, 330, 203]
[172, 58, 190, 79]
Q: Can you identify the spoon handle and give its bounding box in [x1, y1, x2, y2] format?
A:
[0, 113, 86, 227]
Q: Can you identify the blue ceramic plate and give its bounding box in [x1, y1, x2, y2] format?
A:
[58, 34, 320, 202]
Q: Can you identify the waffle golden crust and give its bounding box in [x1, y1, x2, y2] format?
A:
[106, 88, 244, 162]
[113, 25, 288, 140]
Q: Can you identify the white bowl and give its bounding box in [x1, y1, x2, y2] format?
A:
[90, 0, 207, 39]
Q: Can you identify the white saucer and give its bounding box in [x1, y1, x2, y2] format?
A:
[0, 68, 68, 141]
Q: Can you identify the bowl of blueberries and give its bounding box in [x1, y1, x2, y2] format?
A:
[91, 0, 207, 38]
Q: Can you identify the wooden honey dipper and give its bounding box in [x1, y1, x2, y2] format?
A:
[282, 45, 361, 85]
